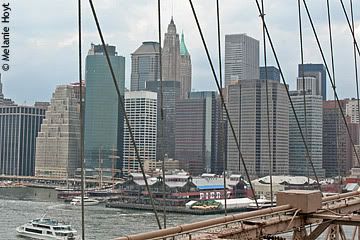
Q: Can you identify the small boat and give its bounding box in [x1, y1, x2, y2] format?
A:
[247, 198, 275, 210]
[16, 217, 78, 240]
[70, 196, 99, 206]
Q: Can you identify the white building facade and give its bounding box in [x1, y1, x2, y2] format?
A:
[35, 85, 80, 177]
[123, 91, 157, 175]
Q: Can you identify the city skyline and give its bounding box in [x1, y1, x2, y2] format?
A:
[3, 1, 360, 104]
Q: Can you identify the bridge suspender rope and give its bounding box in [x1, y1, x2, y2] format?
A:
[77, 0, 85, 239]
[254, 0, 322, 191]
[188, 0, 259, 209]
[260, 0, 274, 206]
[215, 0, 228, 216]
[297, 0, 310, 185]
[87, 0, 162, 230]
[350, 0, 360, 155]
[157, 0, 167, 229]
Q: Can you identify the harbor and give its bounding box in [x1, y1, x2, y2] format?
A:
[0, 186, 217, 240]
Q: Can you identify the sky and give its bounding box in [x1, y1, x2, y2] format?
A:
[2, 0, 360, 104]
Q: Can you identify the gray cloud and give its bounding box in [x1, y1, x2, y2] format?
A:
[2, 0, 360, 103]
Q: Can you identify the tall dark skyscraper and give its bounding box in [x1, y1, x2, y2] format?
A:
[84, 44, 125, 172]
[175, 91, 218, 175]
[0, 105, 45, 176]
[146, 80, 180, 160]
[323, 100, 359, 177]
[298, 63, 327, 100]
[130, 41, 160, 91]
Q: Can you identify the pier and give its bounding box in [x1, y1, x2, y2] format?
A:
[115, 190, 360, 240]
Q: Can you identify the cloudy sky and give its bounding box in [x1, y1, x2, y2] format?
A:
[2, 0, 360, 104]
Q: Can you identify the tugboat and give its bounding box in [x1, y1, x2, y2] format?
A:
[16, 217, 78, 240]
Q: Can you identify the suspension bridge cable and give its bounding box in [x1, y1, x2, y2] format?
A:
[326, 0, 341, 182]
[260, 0, 274, 206]
[339, 0, 360, 58]
[350, 0, 360, 149]
[297, 0, 310, 185]
[78, 0, 85, 239]
[157, 0, 167, 229]
[254, 0, 322, 191]
[301, 0, 360, 167]
[187, 0, 259, 208]
[88, 0, 162, 229]
[216, 0, 227, 215]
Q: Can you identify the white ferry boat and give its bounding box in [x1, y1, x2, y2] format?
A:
[70, 196, 99, 206]
[16, 218, 78, 240]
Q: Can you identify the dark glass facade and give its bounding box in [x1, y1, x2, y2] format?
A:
[84, 44, 125, 172]
[298, 64, 326, 100]
[0, 106, 45, 176]
[260, 66, 280, 82]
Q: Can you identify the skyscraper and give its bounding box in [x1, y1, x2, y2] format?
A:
[0, 105, 45, 176]
[175, 91, 218, 175]
[162, 17, 180, 82]
[123, 91, 157, 175]
[226, 79, 289, 177]
[146, 80, 180, 159]
[289, 90, 325, 177]
[130, 42, 160, 91]
[346, 99, 360, 123]
[260, 66, 280, 82]
[179, 33, 192, 99]
[298, 63, 327, 100]
[323, 100, 359, 177]
[225, 34, 259, 87]
[84, 44, 125, 172]
[296, 76, 318, 95]
[35, 85, 80, 178]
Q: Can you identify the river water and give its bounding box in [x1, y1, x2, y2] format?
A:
[0, 187, 214, 239]
[0, 187, 357, 239]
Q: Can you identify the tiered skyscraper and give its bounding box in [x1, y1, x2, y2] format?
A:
[84, 44, 125, 174]
[162, 18, 191, 99]
[130, 42, 160, 91]
[123, 91, 157, 175]
[162, 17, 180, 83]
[35, 85, 80, 178]
[225, 34, 259, 87]
[226, 79, 289, 177]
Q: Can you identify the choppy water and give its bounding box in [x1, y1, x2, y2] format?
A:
[0, 187, 214, 239]
[0, 187, 357, 240]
